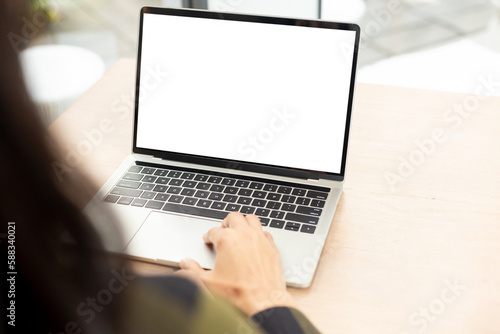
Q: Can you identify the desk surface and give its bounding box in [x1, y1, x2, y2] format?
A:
[49, 58, 500, 333]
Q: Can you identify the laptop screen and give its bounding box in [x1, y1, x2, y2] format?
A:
[135, 8, 358, 178]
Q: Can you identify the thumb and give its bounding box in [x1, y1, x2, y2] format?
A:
[179, 258, 205, 275]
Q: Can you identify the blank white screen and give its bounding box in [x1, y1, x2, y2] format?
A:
[137, 13, 356, 174]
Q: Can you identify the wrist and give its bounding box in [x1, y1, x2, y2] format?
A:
[238, 288, 294, 316]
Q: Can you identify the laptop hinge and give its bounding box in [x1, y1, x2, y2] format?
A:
[307, 173, 321, 181]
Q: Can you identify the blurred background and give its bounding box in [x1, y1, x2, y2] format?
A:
[17, 0, 500, 124]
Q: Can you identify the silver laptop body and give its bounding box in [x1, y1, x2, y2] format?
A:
[84, 7, 359, 288]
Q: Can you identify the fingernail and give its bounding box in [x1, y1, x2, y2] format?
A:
[180, 259, 188, 269]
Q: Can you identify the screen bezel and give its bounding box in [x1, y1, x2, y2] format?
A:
[133, 6, 360, 181]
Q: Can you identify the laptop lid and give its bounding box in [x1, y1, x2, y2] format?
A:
[133, 7, 359, 181]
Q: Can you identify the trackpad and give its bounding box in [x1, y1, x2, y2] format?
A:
[126, 211, 220, 269]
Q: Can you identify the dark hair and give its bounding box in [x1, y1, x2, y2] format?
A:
[0, 2, 127, 333]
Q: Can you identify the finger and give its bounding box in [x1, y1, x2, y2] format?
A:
[203, 226, 227, 245]
[263, 231, 274, 242]
[222, 211, 246, 229]
[244, 214, 263, 231]
[179, 258, 205, 276]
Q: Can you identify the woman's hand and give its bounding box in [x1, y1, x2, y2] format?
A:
[179, 212, 294, 316]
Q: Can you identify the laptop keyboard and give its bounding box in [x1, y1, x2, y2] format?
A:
[104, 162, 330, 234]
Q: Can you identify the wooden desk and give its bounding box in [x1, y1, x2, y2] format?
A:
[49, 58, 500, 333]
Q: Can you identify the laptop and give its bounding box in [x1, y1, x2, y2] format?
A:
[84, 6, 359, 288]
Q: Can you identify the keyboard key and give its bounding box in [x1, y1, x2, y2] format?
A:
[181, 173, 195, 180]
[207, 176, 222, 184]
[123, 173, 143, 181]
[306, 190, 328, 200]
[116, 180, 141, 189]
[249, 182, 263, 190]
[295, 197, 311, 206]
[267, 193, 281, 201]
[167, 171, 182, 178]
[226, 204, 241, 211]
[169, 179, 183, 186]
[211, 202, 226, 210]
[285, 222, 300, 231]
[169, 195, 184, 204]
[241, 206, 255, 214]
[285, 213, 319, 225]
[143, 176, 157, 183]
[281, 195, 296, 203]
[270, 220, 285, 229]
[259, 218, 270, 226]
[311, 200, 326, 208]
[223, 195, 237, 203]
[111, 187, 142, 197]
[300, 225, 316, 234]
[292, 188, 307, 196]
[141, 191, 157, 200]
[237, 197, 252, 205]
[210, 185, 225, 192]
[251, 199, 267, 207]
[152, 185, 168, 193]
[196, 183, 211, 190]
[296, 206, 323, 216]
[252, 191, 267, 199]
[194, 190, 209, 198]
[154, 169, 168, 176]
[209, 193, 224, 201]
[270, 211, 285, 219]
[235, 180, 249, 187]
[224, 187, 238, 194]
[154, 193, 170, 202]
[183, 181, 197, 188]
[167, 187, 182, 194]
[104, 195, 120, 203]
[145, 201, 165, 210]
[141, 168, 156, 174]
[197, 200, 213, 208]
[263, 184, 278, 192]
[131, 199, 147, 207]
[266, 201, 281, 210]
[281, 204, 296, 212]
[194, 174, 208, 181]
[221, 178, 236, 186]
[277, 186, 292, 194]
[155, 177, 170, 184]
[183, 197, 198, 206]
[140, 183, 155, 191]
[128, 166, 142, 173]
[181, 188, 196, 196]
[162, 203, 228, 220]
[255, 208, 270, 217]
[238, 189, 253, 196]
[117, 197, 134, 205]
